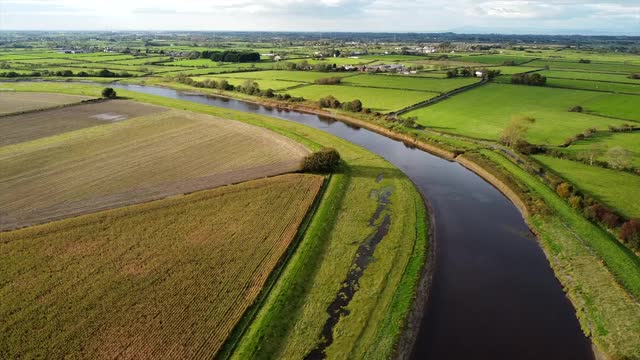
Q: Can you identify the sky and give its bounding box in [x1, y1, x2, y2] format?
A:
[0, 0, 639, 35]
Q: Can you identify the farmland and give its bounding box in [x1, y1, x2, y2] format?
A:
[533, 155, 640, 218]
[0, 173, 324, 359]
[405, 83, 633, 145]
[562, 131, 640, 167]
[0, 92, 93, 115]
[284, 84, 437, 112]
[535, 70, 640, 84]
[192, 76, 300, 90]
[0, 103, 309, 230]
[342, 74, 480, 92]
[0, 99, 166, 146]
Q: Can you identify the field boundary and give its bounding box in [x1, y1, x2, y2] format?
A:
[216, 174, 331, 360]
[0, 94, 100, 118]
[393, 78, 489, 117]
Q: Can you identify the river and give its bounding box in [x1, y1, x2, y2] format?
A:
[110, 84, 594, 360]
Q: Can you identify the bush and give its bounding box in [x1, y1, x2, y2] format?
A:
[302, 148, 341, 173]
[511, 73, 547, 86]
[556, 182, 572, 198]
[568, 195, 583, 210]
[569, 105, 584, 113]
[602, 212, 622, 229]
[620, 219, 640, 250]
[314, 77, 342, 85]
[101, 87, 117, 99]
[319, 95, 341, 109]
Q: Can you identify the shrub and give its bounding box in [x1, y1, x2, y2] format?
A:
[569, 105, 584, 113]
[578, 59, 591, 64]
[302, 148, 341, 173]
[602, 212, 622, 229]
[319, 95, 341, 109]
[101, 87, 117, 99]
[511, 73, 547, 86]
[314, 77, 342, 85]
[630, 73, 640, 80]
[620, 219, 640, 250]
[568, 195, 583, 210]
[556, 182, 572, 198]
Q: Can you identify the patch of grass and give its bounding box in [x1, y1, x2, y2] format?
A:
[527, 59, 640, 74]
[0, 174, 323, 359]
[191, 76, 300, 90]
[546, 77, 640, 95]
[537, 70, 640, 84]
[533, 155, 640, 218]
[563, 131, 640, 167]
[220, 70, 353, 83]
[406, 83, 633, 145]
[342, 74, 480, 93]
[284, 84, 437, 112]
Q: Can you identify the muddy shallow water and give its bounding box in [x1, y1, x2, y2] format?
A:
[110, 84, 594, 360]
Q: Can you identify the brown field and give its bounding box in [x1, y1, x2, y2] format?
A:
[0, 99, 167, 146]
[0, 174, 324, 359]
[0, 91, 93, 115]
[0, 108, 310, 230]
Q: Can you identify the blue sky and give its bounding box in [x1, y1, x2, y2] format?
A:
[1, 0, 639, 35]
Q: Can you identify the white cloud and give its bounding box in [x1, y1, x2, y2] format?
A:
[0, 0, 639, 34]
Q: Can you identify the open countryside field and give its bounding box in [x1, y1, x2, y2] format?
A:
[285, 84, 437, 112]
[220, 70, 354, 83]
[545, 77, 640, 95]
[191, 76, 300, 90]
[0, 105, 309, 230]
[562, 131, 640, 167]
[342, 74, 480, 92]
[0, 174, 323, 359]
[534, 155, 640, 218]
[0, 99, 166, 146]
[0, 92, 93, 115]
[405, 83, 635, 144]
[536, 70, 640, 84]
[526, 59, 640, 73]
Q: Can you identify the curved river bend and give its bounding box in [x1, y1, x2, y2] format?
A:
[112, 84, 594, 360]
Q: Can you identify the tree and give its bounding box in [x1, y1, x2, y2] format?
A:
[500, 115, 536, 147]
[605, 146, 632, 169]
[620, 219, 640, 250]
[302, 148, 341, 173]
[580, 144, 605, 166]
[101, 87, 117, 99]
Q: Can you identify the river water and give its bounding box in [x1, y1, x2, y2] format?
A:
[110, 84, 594, 360]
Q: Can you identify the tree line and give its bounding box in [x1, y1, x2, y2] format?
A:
[200, 50, 260, 63]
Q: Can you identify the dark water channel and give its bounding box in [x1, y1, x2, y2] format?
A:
[111, 84, 594, 360]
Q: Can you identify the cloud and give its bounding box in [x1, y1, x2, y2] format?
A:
[0, 0, 639, 34]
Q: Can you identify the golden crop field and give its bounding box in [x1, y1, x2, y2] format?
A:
[0, 92, 92, 115]
[0, 99, 166, 146]
[0, 173, 324, 359]
[0, 106, 310, 230]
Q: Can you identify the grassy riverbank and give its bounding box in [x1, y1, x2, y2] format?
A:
[3, 82, 429, 359]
